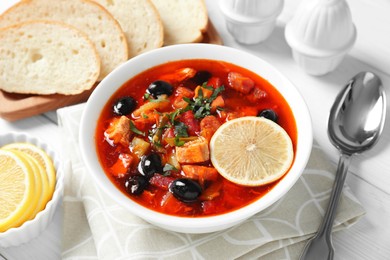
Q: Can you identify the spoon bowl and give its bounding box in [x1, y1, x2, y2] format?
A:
[328, 72, 386, 155]
[300, 71, 386, 260]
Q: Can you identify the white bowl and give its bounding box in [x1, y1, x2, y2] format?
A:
[79, 44, 312, 233]
[0, 132, 63, 247]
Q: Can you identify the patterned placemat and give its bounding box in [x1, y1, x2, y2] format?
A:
[58, 103, 365, 260]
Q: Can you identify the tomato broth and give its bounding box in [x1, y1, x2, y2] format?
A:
[95, 59, 297, 217]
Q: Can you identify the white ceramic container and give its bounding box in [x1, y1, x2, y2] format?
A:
[0, 132, 63, 247]
[219, 0, 284, 44]
[79, 44, 312, 234]
[285, 0, 356, 76]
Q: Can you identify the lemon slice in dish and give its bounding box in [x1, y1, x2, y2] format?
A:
[210, 116, 294, 186]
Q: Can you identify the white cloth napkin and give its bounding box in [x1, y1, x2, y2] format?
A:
[58, 103, 365, 260]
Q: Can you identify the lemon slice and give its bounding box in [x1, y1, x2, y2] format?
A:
[0, 150, 37, 232]
[22, 153, 47, 219]
[2, 142, 55, 197]
[210, 116, 294, 186]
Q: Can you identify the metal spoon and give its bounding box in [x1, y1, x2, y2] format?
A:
[300, 71, 387, 260]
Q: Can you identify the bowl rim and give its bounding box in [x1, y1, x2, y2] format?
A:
[79, 43, 313, 232]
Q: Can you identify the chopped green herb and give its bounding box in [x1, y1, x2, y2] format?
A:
[174, 136, 186, 146]
[129, 120, 146, 136]
[174, 121, 188, 137]
[184, 84, 225, 119]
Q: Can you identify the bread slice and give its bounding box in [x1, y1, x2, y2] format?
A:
[150, 0, 208, 45]
[0, 21, 100, 95]
[93, 0, 163, 58]
[0, 0, 128, 81]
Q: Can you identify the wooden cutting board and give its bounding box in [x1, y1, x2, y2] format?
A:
[0, 20, 223, 122]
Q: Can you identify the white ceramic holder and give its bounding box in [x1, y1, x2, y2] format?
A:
[285, 0, 356, 76]
[219, 0, 284, 44]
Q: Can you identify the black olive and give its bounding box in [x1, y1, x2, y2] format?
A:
[147, 80, 174, 98]
[113, 96, 137, 116]
[191, 70, 212, 85]
[139, 153, 163, 179]
[169, 178, 202, 203]
[258, 109, 278, 122]
[124, 175, 148, 195]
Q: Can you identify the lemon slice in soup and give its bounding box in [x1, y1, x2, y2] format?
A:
[210, 116, 294, 186]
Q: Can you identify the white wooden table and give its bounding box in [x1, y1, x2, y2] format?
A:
[1, 0, 390, 259]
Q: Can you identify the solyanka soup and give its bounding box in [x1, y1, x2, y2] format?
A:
[95, 59, 297, 217]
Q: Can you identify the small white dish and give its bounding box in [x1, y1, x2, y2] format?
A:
[219, 0, 284, 44]
[0, 132, 63, 247]
[285, 0, 356, 75]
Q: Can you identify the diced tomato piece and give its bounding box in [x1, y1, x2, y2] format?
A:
[179, 110, 200, 136]
[149, 174, 175, 190]
[227, 72, 255, 94]
[200, 115, 221, 142]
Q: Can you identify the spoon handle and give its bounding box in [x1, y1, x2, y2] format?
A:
[300, 153, 351, 260]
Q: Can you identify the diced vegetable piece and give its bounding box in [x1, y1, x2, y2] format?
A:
[165, 149, 181, 171]
[130, 136, 151, 158]
[182, 165, 219, 186]
[199, 180, 222, 201]
[133, 94, 170, 117]
[104, 116, 131, 146]
[200, 115, 221, 142]
[210, 95, 225, 114]
[179, 110, 200, 136]
[109, 153, 134, 177]
[152, 114, 169, 147]
[227, 72, 255, 94]
[176, 136, 209, 163]
[194, 85, 213, 99]
[160, 192, 193, 214]
[149, 174, 175, 190]
[173, 86, 195, 108]
[164, 136, 198, 147]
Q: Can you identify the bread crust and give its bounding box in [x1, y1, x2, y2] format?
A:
[0, 0, 128, 81]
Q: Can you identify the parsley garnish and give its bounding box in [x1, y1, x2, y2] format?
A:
[184, 83, 225, 119]
[129, 120, 146, 136]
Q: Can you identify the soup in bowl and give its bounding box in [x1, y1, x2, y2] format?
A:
[79, 44, 312, 233]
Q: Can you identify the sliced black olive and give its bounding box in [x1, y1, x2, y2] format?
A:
[147, 80, 173, 98]
[113, 96, 137, 116]
[169, 178, 202, 203]
[139, 153, 163, 179]
[124, 175, 148, 195]
[258, 109, 278, 123]
[191, 70, 212, 85]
